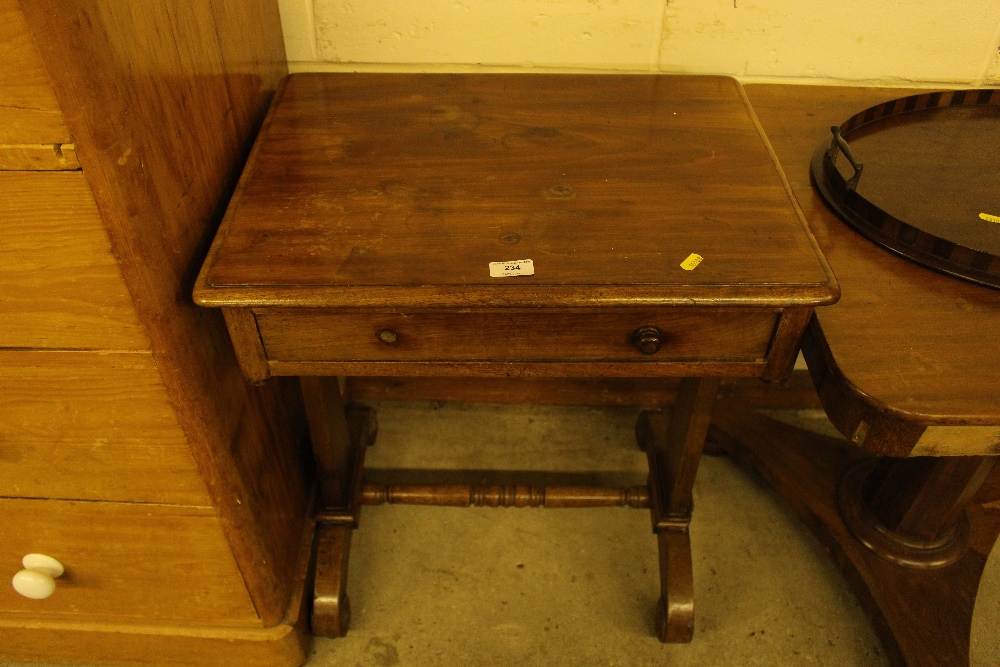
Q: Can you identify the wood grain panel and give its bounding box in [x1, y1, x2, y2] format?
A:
[209, 0, 288, 143]
[197, 73, 838, 310]
[0, 108, 70, 146]
[21, 2, 306, 626]
[257, 307, 778, 362]
[760, 307, 813, 382]
[269, 359, 766, 378]
[0, 618, 309, 667]
[0, 0, 69, 145]
[0, 351, 211, 505]
[0, 498, 258, 625]
[0, 143, 78, 170]
[0, 172, 148, 349]
[343, 370, 822, 409]
[223, 306, 271, 382]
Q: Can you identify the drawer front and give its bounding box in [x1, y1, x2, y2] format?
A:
[0, 172, 149, 350]
[0, 498, 259, 626]
[256, 308, 779, 363]
[0, 0, 71, 145]
[0, 350, 212, 506]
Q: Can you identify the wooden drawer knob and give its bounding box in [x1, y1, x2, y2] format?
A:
[376, 328, 399, 344]
[12, 553, 64, 600]
[631, 326, 663, 355]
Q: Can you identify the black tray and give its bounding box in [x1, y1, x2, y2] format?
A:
[811, 89, 1000, 290]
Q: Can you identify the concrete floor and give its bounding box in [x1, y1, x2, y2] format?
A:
[303, 401, 999, 667]
[5, 401, 997, 667]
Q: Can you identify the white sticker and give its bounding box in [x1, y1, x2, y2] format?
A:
[489, 259, 535, 277]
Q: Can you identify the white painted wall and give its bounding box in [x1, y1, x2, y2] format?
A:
[278, 0, 1000, 85]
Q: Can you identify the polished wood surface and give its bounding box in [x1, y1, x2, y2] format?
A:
[361, 482, 650, 508]
[312, 524, 353, 638]
[307, 395, 377, 639]
[0, 522, 314, 666]
[742, 84, 1000, 667]
[344, 370, 824, 410]
[197, 73, 840, 645]
[222, 307, 272, 383]
[2, 2, 315, 664]
[813, 92, 1000, 290]
[257, 307, 778, 363]
[838, 456, 991, 569]
[0, 620, 309, 667]
[300, 377, 358, 512]
[0, 350, 210, 505]
[0, 619, 312, 667]
[746, 84, 1000, 441]
[271, 357, 768, 379]
[22, 1, 309, 629]
[0, 172, 148, 349]
[196, 74, 837, 309]
[637, 378, 720, 642]
[845, 98, 1000, 249]
[207, 0, 288, 144]
[760, 307, 813, 381]
[0, 498, 258, 625]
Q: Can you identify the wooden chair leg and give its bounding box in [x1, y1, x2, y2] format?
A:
[637, 377, 721, 644]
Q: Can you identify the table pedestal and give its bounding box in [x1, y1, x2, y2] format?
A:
[709, 404, 1000, 667]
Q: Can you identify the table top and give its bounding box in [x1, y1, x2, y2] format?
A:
[195, 73, 837, 310]
[745, 84, 1000, 427]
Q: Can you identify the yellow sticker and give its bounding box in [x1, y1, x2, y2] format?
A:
[980, 212, 1000, 224]
[680, 253, 704, 271]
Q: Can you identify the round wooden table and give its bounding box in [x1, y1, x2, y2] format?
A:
[711, 84, 1000, 667]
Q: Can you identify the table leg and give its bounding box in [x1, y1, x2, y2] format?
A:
[300, 377, 377, 638]
[636, 377, 721, 643]
[312, 523, 352, 637]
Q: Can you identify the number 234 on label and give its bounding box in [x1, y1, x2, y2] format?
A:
[489, 259, 535, 277]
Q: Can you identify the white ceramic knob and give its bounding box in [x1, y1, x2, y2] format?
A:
[12, 554, 64, 600]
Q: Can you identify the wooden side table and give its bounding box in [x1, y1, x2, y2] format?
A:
[194, 73, 838, 643]
[710, 84, 1000, 667]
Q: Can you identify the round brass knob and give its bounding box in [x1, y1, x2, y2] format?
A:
[376, 328, 399, 345]
[631, 326, 663, 355]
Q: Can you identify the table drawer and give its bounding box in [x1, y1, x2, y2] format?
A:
[0, 498, 259, 626]
[256, 308, 779, 363]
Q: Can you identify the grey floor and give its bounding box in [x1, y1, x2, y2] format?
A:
[5, 401, 997, 667]
[307, 401, 999, 667]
